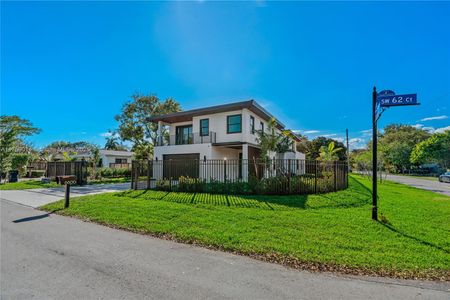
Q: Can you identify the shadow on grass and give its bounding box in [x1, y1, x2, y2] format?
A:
[12, 209, 63, 223]
[112, 176, 372, 211]
[380, 222, 450, 255]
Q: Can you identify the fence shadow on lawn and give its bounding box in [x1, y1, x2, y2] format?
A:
[379, 222, 450, 255]
[115, 177, 371, 211]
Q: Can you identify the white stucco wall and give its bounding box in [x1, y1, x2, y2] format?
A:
[162, 109, 274, 146]
[100, 154, 133, 167]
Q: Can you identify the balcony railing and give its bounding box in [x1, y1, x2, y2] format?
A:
[156, 131, 216, 146]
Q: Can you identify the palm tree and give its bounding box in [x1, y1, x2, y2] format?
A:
[255, 118, 294, 161]
[318, 141, 342, 161]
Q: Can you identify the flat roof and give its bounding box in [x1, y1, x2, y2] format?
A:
[99, 150, 134, 156]
[147, 100, 285, 129]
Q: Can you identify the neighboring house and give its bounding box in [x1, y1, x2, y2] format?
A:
[149, 100, 305, 181]
[48, 150, 134, 169]
[99, 150, 134, 168]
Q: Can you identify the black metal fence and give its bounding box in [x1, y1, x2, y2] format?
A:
[156, 131, 217, 146]
[131, 159, 348, 195]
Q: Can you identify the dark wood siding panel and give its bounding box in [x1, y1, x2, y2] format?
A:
[163, 154, 200, 179]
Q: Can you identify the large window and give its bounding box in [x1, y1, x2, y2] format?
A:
[250, 116, 255, 134]
[227, 114, 242, 134]
[175, 125, 193, 145]
[260, 121, 264, 133]
[115, 158, 127, 164]
[200, 119, 209, 136]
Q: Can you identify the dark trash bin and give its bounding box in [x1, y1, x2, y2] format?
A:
[8, 170, 19, 183]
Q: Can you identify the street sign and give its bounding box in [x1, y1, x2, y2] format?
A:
[371, 87, 419, 221]
[378, 90, 395, 96]
[377, 93, 418, 107]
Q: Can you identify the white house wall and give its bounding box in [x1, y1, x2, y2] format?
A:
[100, 154, 133, 167]
[164, 109, 274, 145]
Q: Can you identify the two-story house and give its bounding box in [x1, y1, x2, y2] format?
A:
[148, 100, 305, 182]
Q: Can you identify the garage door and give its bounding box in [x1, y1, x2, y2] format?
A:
[163, 154, 200, 179]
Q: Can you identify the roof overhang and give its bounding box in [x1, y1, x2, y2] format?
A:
[147, 100, 285, 129]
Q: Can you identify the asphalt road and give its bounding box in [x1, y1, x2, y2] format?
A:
[383, 174, 450, 196]
[0, 182, 130, 208]
[1, 200, 449, 300]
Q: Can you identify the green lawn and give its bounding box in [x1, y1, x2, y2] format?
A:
[41, 175, 450, 280]
[0, 180, 60, 190]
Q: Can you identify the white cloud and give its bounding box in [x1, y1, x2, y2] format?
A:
[100, 132, 119, 138]
[349, 138, 363, 143]
[435, 126, 450, 133]
[419, 115, 448, 122]
[303, 130, 320, 134]
[333, 137, 344, 143]
[412, 124, 424, 129]
[360, 129, 372, 137]
[321, 134, 337, 137]
[422, 127, 435, 133]
[100, 132, 113, 137]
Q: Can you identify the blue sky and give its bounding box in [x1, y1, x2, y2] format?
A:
[2, 1, 449, 149]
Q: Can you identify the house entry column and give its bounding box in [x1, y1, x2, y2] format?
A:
[242, 144, 249, 182]
[157, 121, 163, 145]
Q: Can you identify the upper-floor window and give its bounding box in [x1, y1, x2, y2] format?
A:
[250, 116, 255, 134]
[115, 158, 127, 164]
[227, 114, 242, 134]
[200, 119, 209, 136]
[260, 121, 264, 133]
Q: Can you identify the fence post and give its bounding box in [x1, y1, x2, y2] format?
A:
[131, 161, 134, 190]
[147, 160, 151, 189]
[334, 161, 337, 192]
[314, 161, 318, 194]
[134, 162, 139, 190]
[288, 159, 291, 194]
[224, 159, 227, 192]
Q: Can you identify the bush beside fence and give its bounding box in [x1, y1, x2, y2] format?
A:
[131, 159, 348, 195]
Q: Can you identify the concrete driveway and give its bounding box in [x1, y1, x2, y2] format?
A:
[0, 182, 130, 208]
[384, 174, 450, 197]
[2, 200, 449, 300]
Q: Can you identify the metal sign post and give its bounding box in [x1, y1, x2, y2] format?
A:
[372, 87, 378, 220]
[371, 87, 420, 221]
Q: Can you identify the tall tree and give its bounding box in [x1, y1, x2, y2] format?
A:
[255, 118, 294, 161]
[306, 137, 347, 161]
[378, 124, 430, 172]
[318, 141, 343, 161]
[104, 131, 128, 151]
[295, 134, 309, 154]
[0, 116, 40, 180]
[410, 130, 450, 169]
[115, 93, 181, 159]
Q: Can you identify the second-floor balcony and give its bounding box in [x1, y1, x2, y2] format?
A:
[156, 131, 217, 146]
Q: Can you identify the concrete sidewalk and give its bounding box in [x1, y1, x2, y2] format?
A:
[0, 182, 130, 208]
[2, 200, 449, 300]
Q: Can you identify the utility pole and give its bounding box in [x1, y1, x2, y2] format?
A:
[372, 87, 378, 221]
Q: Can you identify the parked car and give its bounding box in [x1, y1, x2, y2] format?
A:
[438, 172, 450, 183]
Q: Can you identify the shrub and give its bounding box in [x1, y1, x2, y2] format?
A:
[178, 176, 204, 193]
[11, 154, 29, 176]
[96, 167, 131, 179]
[155, 179, 170, 191]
